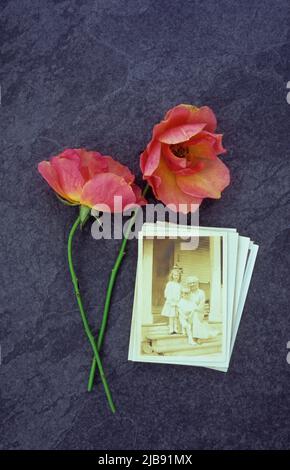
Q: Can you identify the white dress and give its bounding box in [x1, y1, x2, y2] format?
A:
[190, 289, 216, 339]
[161, 281, 181, 318]
[178, 298, 193, 330]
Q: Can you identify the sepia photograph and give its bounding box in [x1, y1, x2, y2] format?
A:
[135, 232, 228, 363]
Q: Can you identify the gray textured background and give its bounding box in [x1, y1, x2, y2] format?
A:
[1, 0, 290, 450]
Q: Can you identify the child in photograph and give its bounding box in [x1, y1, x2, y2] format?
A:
[161, 266, 181, 334]
[186, 276, 218, 341]
[178, 287, 197, 345]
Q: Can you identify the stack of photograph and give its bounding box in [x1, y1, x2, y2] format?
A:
[129, 223, 258, 371]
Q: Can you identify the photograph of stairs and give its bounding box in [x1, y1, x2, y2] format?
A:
[142, 323, 222, 356]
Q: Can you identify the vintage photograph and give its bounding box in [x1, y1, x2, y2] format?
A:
[136, 234, 227, 360]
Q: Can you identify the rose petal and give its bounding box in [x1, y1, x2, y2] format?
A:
[58, 149, 82, 162]
[140, 148, 148, 174]
[152, 104, 217, 143]
[212, 134, 227, 154]
[148, 157, 202, 213]
[51, 154, 84, 202]
[76, 149, 108, 181]
[153, 105, 195, 139]
[176, 157, 230, 199]
[80, 173, 138, 211]
[141, 140, 161, 177]
[164, 104, 198, 123]
[158, 123, 206, 145]
[187, 139, 217, 161]
[188, 131, 226, 156]
[145, 174, 162, 197]
[186, 106, 217, 133]
[38, 161, 70, 201]
[163, 144, 187, 171]
[102, 155, 135, 184]
[174, 162, 205, 176]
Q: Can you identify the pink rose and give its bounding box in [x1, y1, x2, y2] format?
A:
[38, 148, 146, 212]
[140, 104, 230, 213]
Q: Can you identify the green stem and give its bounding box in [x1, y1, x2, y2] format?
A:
[68, 215, 116, 413]
[88, 184, 150, 392]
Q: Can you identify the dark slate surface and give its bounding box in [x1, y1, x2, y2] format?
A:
[1, 0, 290, 450]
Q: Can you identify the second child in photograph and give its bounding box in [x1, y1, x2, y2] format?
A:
[178, 286, 197, 345]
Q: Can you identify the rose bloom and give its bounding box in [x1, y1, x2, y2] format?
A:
[140, 104, 230, 213]
[38, 148, 146, 211]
